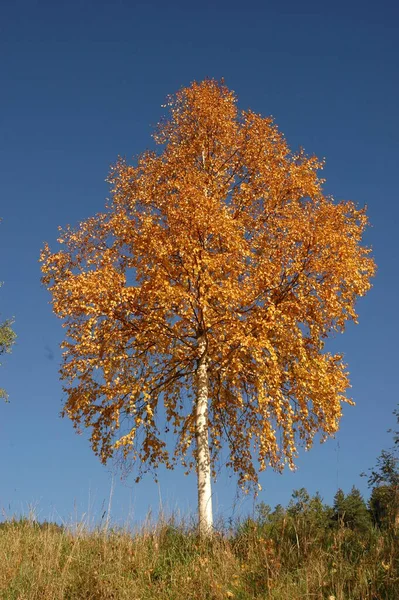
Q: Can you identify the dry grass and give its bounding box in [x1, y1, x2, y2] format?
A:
[0, 512, 397, 599]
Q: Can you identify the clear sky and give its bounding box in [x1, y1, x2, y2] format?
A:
[0, 0, 398, 529]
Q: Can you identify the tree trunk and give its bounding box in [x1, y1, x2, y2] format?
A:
[195, 334, 213, 537]
[394, 485, 399, 531]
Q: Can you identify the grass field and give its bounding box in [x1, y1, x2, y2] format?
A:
[0, 503, 397, 600]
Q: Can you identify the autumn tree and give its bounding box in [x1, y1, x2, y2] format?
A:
[1, 222, 16, 401]
[0, 309, 16, 401]
[40, 79, 375, 537]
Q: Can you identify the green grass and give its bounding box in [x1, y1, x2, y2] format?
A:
[0, 510, 398, 599]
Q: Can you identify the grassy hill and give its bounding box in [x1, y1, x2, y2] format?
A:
[1, 489, 398, 599]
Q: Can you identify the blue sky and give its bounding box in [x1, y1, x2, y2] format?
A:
[0, 0, 398, 529]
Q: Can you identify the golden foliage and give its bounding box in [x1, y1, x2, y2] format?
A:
[40, 79, 375, 490]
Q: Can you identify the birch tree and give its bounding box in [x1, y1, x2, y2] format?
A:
[40, 79, 375, 536]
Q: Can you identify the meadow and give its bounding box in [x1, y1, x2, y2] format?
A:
[1, 487, 397, 600]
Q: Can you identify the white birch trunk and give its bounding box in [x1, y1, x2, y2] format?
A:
[195, 334, 213, 537]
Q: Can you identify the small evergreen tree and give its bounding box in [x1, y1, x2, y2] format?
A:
[333, 487, 371, 532]
[365, 406, 399, 530]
